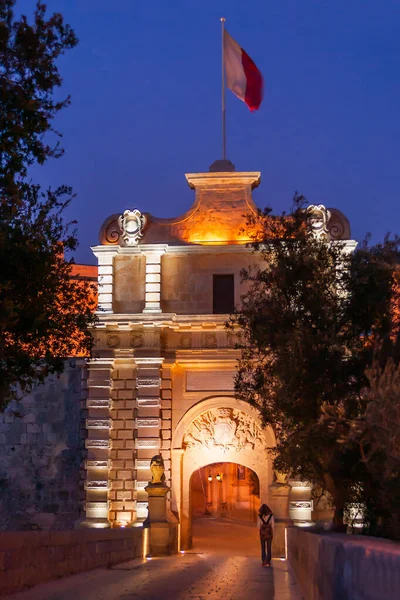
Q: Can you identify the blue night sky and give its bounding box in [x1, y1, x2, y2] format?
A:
[18, 0, 400, 264]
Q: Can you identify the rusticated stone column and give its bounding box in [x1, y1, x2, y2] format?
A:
[78, 358, 113, 529]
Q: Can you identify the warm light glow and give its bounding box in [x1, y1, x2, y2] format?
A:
[180, 550, 185, 555]
[208, 473, 213, 482]
[284, 528, 288, 559]
[142, 527, 149, 558]
[216, 473, 222, 482]
[187, 230, 253, 245]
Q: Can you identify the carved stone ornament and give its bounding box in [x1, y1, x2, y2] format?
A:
[149, 454, 166, 485]
[289, 501, 313, 510]
[306, 205, 351, 241]
[118, 209, 146, 246]
[179, 334, 192, 349]
[107, 333, 119, 348]
[183, 408, 266, 452]
[204, 333, 217, 349]
[306, 205, 331, 240]
[130, 332, 144, 348]
[274, 470, 289, 485]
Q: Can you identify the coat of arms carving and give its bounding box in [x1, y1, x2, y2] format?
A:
[183, 408, 265, 452]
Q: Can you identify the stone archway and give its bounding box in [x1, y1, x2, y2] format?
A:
[171, 396, 276, 549]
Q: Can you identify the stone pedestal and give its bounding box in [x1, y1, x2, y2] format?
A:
[145, 483, 177, 555]
[269, 482, 292, 558]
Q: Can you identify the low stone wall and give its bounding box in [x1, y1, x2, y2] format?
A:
[287, 527, 400, 600]
[0, 528, 144, 596]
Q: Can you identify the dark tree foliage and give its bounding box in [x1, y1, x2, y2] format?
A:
[0, 1, 96, 409]
[232, 194, 400, 533]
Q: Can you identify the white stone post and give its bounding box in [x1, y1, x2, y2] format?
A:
[91, 246, 120, 313]
[142, 246, 167, 313]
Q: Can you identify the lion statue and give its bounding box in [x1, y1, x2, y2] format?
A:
[150, 454, 166, 485]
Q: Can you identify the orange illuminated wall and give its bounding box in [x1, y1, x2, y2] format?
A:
[69, 263, 98, 357]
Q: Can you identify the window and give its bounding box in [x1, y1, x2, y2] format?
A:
[213, 274, 234, 314]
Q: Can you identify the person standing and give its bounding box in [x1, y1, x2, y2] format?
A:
[257, 503, 274, 567]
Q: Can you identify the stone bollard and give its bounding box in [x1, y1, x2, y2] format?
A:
[269, 476, 292, 558]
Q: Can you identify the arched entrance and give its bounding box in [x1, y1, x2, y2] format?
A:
[171, 396, 276, 549]
[191, 462, 259, 522]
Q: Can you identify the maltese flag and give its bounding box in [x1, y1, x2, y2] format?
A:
[223, 29, 263, 112]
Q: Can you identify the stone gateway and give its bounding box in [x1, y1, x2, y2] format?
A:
[0, 161, 356, 554]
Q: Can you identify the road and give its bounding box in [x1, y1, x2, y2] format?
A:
[3, 519, 303, 600]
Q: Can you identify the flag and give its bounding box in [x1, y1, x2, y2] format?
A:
[223, 29, 263, 112]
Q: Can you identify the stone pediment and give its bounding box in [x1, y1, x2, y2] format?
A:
[99, 170, 261, 247]
[98, 169, 352, 247]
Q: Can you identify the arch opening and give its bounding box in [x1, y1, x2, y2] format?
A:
[191, 462, 260, 523]
[171, 396, 276, 550]
[190, 462, 261, 554]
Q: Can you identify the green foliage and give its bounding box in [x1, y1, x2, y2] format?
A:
[0, 1, 96, 409]
[0, 0, 77, 185]
[232, 194, 400, 533]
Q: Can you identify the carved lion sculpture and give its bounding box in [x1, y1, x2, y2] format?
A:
[274, 470, 289, 485]
[150, 454, 165, 485]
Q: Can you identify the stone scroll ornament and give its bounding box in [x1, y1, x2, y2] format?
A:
[183, 408, 266, 452]
[306, 204, 350, 241]
[118, 209, 146, 246]
[149, 454, 166, 485]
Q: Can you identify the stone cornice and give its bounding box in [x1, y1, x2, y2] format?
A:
[94, 313, 234, 326]
[185, 171, 261, 190]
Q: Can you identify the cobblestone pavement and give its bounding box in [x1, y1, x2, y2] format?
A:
[3, 520, 303, 600]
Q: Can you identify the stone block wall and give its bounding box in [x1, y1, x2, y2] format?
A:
[287, 527, 400, 600]
[0, 528, 144, 596]
[160, 252, 255, 314]
[113, 255, 145, 313]
[0, 360, 85, 531]
[108, 359, 137, 526]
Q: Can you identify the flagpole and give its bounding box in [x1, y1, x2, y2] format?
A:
[221, 17, 226, 160]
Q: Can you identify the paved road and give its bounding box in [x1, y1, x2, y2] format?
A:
[3, 520, 303, 600]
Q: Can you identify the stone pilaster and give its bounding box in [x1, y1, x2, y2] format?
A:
[160, 362, 173, 496]
[134, 357, 163, 520]
[79, 358, 113, 528]
[91, 247, 120, 313]
[142, 246, 167, 313]
[108, 354, 137, 527]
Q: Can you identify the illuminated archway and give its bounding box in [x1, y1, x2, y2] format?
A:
[171, 396, 275, 549]
[191, 462, 260, 520]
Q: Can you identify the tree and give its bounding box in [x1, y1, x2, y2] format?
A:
[232, 194, 400, 532]
[0, 1, 96, 409]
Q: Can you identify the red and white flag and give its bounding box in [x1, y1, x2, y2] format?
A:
[223, 30, 263, 112]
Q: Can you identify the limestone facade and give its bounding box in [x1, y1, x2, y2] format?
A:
[82, 165, 356, 549]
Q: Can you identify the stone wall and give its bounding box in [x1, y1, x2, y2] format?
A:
[160, 252, 255, 314]
[0, 528, 144, 596]
[113, 255, 145, 313]
[0, 360, 85, 531]
[287, 527, 400, 600]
